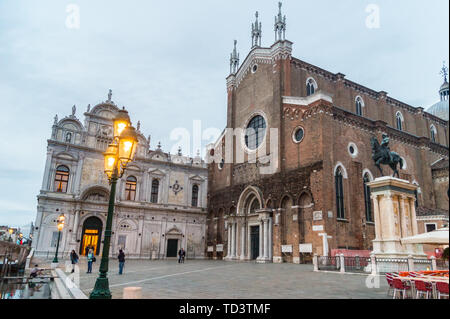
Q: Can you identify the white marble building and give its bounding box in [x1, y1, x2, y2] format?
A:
[33, 91, 208, 259]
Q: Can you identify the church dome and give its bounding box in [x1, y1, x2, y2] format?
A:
[440, 81, 449, 91]
[426, 100, 449, 121]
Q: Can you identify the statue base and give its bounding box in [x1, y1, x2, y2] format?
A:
[367, 177, 426, 260]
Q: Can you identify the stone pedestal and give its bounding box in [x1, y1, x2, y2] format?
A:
[367, 177, 426, 259]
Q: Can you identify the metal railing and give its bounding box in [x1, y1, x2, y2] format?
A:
[344, 256, 371, 273]
[413, 258, 433, 272]
[317, 256, 340, 271]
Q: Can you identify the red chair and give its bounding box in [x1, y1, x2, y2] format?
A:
[385, 273, 394, 296]
[436, 282, 449, 299]
[414, 280, 432, 299]
[392, 278, 411, 299]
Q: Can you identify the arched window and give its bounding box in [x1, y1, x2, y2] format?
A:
[54, 165, 69, 193]
[363, 173, 373, 222]
[150, 179, 159, 203]
[191, 184, 199, 207]
[306, 78, 317, 96]
[335, 167, 345, 219]
[125, 176, 137, 201]
[430, 125, 437, 143]
[355, 96, 364, 116]
[396, 112, 404, 131]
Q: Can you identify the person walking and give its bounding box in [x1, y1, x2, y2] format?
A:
[70, 249, 79, 273]
[87, 249, 94, 273]
[118, 249, 125, 275]
[181, 248, 186, 263]
[84, 245, 90, 256]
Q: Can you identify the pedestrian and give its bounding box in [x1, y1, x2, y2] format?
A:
[29, 264, 43, 278]
[178, 248, 182, 263]
[181, 248, 186, 263]
[85, 245, 90, 256]
[70, 249, 79, 273]
[87, 249, 94, 273]
[118, 249, 125, 275]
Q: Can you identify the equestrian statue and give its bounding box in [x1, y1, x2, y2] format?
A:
[370, 133, 403, 178]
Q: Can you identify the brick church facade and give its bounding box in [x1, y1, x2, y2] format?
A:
[206, 4, 449, 263]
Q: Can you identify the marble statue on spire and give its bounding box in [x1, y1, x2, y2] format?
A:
[107, 89, 112, 101]
[72, 105, 76, 116]
[251, 11, 262, 48]
[230, 40, 240, 74]
[54, 114, 58, 125]
[137, 120, 141, 131]
[274, 2, 286, 41]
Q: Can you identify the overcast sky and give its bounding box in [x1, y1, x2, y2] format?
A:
[0, 0, 448, 228]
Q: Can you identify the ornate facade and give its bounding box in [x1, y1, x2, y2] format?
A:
[206, 3, 449, 263]
[33, 93, 208, 259]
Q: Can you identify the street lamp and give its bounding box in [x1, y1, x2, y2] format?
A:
[90, 108, 138, 299]
[8, 228, 13, 242]
[52, 213, 65, 263]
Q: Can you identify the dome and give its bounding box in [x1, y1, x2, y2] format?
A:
[440, 81, 449, 91]
[426, 100, 449, 121]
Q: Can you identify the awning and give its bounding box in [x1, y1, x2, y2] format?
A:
[401, 227, 449, 245]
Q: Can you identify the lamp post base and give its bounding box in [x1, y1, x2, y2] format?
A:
[89, 277, 112, 299]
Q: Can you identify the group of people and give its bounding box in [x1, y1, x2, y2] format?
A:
[68, 247, 126, 274]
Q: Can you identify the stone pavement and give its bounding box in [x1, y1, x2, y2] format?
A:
[66, 259, 389, 299]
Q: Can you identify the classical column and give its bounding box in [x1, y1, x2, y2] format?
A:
[247, 224, 251, 258]
[227, 224, 231, 257]
[258, 220, 263, 258]
[268, 217, 273, 260]
[240, 224, 246, 260]
[263, 219, 268, 259]
[74, 154, 85, 195]
[73, 210, 80, 240]
[41, 149, 53, 190]
[371, 194, 382, 240]
[409, 197, 419, 236]
[231, 222, 236, 257]
[399, 195, 408, 238]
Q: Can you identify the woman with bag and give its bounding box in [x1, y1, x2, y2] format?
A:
[70, 250, 79, 273]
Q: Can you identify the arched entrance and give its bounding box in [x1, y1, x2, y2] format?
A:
[80, 216, 103, 255]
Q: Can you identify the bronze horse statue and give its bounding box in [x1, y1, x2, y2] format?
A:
[370, 134, 403, 178]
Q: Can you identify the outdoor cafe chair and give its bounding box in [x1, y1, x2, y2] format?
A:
[392, 278, 411, 299]
[436, 282, 449, 299]
[414, 280, 432, 299]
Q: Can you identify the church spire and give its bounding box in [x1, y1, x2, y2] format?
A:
[230, 40, 240, 74]
[439, 61, 449, 102]
[274, 2, 286, 42]
[251, 11, 262, 48]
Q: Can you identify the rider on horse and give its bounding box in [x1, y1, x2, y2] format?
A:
[380, 133, 393, 163]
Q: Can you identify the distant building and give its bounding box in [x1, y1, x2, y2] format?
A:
[33, 93, 208, 259]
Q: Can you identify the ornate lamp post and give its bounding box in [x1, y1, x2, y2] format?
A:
[52, 213, 65, 263]
[8, 228, 13, 242]
[90, 108, 138, 299]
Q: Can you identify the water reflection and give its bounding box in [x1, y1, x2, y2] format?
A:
[0, 279, 51, 299]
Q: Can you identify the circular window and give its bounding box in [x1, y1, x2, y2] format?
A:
[251, 64, 258, 73]
[348, 142, 358, 158]
[292, 127, 305, 143]
[218, 158, 224, 170]
[245, 115, 266, 150]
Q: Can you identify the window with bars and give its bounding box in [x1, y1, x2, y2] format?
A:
[335, 168, 345, 219]
[125, 176, 137, 201]
[150, 179, 159, 203]
[54, 165, 69, 193]
[363, 174, 373, 222]
[245, 115, 266, 150]
[191, 184, 199, 207]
